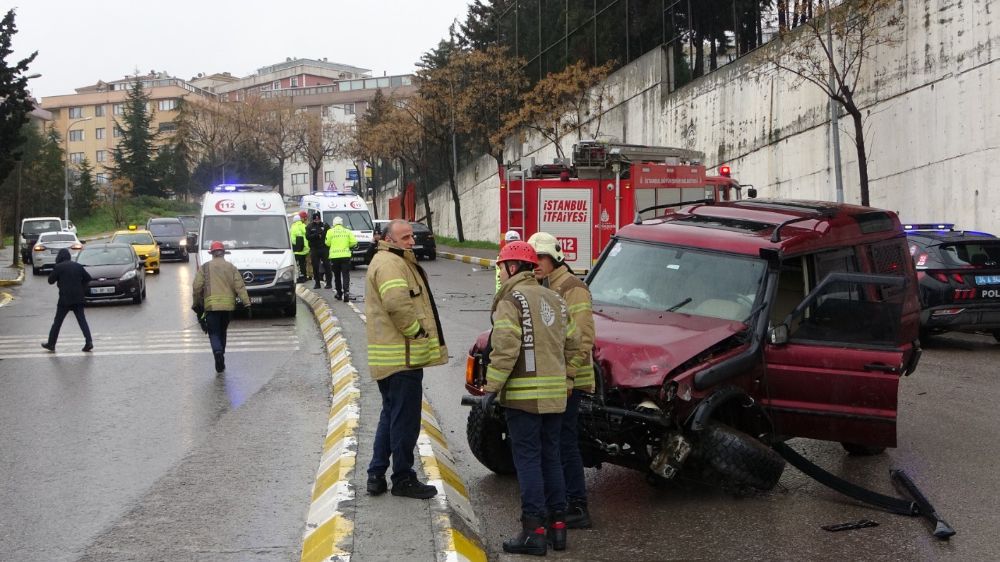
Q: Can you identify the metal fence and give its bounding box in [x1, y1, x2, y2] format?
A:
[497, 0, 844, 89]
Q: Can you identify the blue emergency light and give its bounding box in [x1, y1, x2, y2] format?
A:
[212, 183, 272, 193]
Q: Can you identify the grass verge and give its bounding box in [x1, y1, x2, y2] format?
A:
[435, 235, 499, 251]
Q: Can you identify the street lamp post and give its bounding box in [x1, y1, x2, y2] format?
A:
[64, 116, 92, 221]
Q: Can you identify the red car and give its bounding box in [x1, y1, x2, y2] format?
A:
[464, 199, 922, 491]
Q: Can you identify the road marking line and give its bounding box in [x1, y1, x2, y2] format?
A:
[349, 294, 487, 561]
[0, 346, 300, 360]
[298, 285, 359, 562]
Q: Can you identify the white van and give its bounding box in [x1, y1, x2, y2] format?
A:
[300, 190, 375, 265]
[199, 184, 297, 317]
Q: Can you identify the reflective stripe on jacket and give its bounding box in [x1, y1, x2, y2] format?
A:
[364, 241, 448, 380]
[546, 266, 596, 392]
[290, 220, 309, 255]
[484, 271, 583, 414]
[192, 256, 250, 312]
[325, 224, 357, 259]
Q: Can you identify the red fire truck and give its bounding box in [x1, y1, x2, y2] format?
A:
[499, 141, 755, 271]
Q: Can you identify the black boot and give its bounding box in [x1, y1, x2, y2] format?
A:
[547, 512, 567, 551]
[214, 352, 225, 373]
[566, 499, 592, 529]
[502, 515, 547, 556]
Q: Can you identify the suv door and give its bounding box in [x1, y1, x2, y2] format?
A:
[761, 268, 916, 449]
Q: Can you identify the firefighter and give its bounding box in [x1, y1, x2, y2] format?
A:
[290, 211, 310, 283]
[486, 241, 582, 555]
[528, 231, 595, 529]
[192, 241, 251, 374]
[325, 216, 357, 302]
[365, 219, 448, 499]
[495, 230, 521, 293]
[306, 212, 330, 289]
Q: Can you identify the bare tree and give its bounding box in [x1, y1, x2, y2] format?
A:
[766, 0, 902, 206]
[299, 111, 352, 191]
[244, 96, 304, 195]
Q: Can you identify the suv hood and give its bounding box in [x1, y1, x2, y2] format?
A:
[592, 305, 747, 389]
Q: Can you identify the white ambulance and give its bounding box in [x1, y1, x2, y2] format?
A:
[300, 189, 375, 265]
[199, 184, 297, 317]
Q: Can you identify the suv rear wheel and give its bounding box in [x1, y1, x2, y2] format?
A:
[695, 422, 785, 492]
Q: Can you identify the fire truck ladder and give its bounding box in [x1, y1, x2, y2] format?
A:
[506, 169, 527, 239]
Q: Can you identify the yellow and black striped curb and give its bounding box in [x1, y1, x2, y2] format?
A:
[438, 252, 496, 269]
[0, 266, 24, 287]
[297, 286, 360, 562]
[0, 291, 13, 307]
[347, 300, 488, 562]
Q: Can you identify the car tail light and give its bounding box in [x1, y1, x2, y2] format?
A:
[931, 308, 965, 316]
[953, 289, 976, 300]
[952, 273, 965, 284]
[71, 244, 83, 250]
[33, 244, 45, 252]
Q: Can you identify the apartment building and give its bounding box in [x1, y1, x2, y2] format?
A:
[39, 71, 214, 185]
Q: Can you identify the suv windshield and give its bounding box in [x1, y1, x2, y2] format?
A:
[23, 220, 61, 234]
[201, 215, 290, 250]
[937, 241, 1000, 267]
[589, 240, 766, 321]
[78, 247, 134, 266]
[322, 211, 373, 231]
[148, 222, 185, 236]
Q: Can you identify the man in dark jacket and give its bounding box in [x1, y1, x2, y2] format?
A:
[305, 212, 331, 289]
[42, 248, 94, 352]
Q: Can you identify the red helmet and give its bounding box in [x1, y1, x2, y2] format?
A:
[298, 210, 308, 219]
[210, 241, 225, 253]
[497, 241, 538, 266]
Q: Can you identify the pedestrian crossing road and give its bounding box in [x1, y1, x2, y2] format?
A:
[0, 326, 299, 360]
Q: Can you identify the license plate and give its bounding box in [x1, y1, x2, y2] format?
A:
[975, 275, 1000, 285]
[250, 296, 263, 304]
[161, 249, 174, 254]
[91, 287, 115, 294]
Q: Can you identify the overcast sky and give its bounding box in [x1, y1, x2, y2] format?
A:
[7, 0, 473, 100]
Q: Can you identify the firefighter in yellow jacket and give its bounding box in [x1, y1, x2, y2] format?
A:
[364, 219, 448, 499]
[325, 216, 357, 302]
[528, 231, 595, 530]
[486, 240, 582, 556]
[192, 241, 250, 374]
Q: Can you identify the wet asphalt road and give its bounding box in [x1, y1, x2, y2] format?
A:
[0, 258, 329, 561]
[383, 256, 1000, 561]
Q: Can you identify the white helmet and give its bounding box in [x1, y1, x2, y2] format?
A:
[504, 230, 521, 242]
[332, 216, 344, 226]
[527, 232, 563, 263]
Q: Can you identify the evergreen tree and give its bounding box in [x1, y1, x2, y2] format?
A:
[458, 0, 510, 50]
[110, 78, 159, 196]
[0, 9, 38, 189]
[72, 157, 97, 216]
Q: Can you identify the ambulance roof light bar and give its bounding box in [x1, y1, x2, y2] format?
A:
[212, 183, 272, 192]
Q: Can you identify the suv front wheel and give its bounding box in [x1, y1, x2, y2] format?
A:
[694, 422, 785, 492]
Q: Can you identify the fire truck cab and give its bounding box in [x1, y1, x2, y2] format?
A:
[500, 141, 753, 272]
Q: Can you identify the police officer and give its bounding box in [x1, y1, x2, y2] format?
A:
[290, 210, 310, 283]
[325, 216, 357, 302]
[192, 241, 250, 373]
[305, 212, 330, 289]
[486, 241, 582, 555]
[365, 219, 448, 499]
[528, 232, 595, 529]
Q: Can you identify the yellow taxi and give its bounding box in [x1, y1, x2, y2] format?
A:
[111, 225, 161, 273]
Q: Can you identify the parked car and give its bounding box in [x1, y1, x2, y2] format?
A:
[463, 199, 922, 491]
[145, 217, 190, 262]
[411, 222, 437, 260]
[19, 216, 63, 264]
[77, 243, 146, 305]
[904, 223, 1000, 341]
[31, 231, 84, 274]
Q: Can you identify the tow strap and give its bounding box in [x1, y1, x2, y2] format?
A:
[772, 442, 956, 539]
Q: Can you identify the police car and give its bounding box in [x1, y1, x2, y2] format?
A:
[905, 223, 1000, 340]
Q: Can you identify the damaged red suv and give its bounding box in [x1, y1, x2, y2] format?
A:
[464, 199, 922, 491]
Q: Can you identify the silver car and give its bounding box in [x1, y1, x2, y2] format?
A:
[31, 231, 83, 274]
